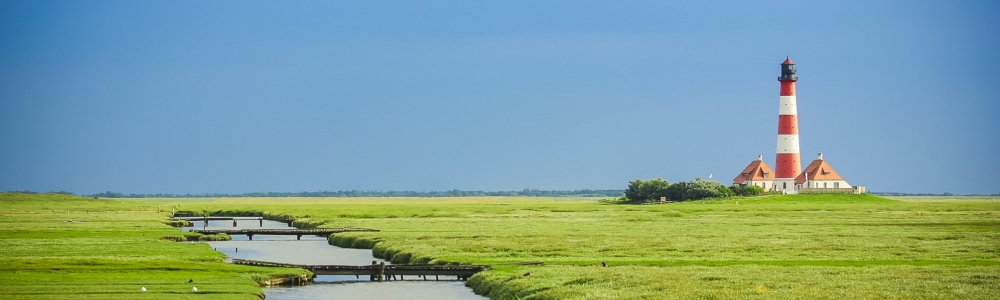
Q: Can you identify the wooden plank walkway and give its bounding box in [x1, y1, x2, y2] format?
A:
[232, 259, 489, 281]
[190, 227, 379, 240]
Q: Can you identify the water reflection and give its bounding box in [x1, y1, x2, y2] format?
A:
[266, 281, 481, 300]
[186, 219, 487, 299]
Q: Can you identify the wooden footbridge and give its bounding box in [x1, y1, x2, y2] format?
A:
[174, 216, 264, 221]
[190, 228, 379, 240]
[174, 216, 268, 227]
[232, 259, 489, 281]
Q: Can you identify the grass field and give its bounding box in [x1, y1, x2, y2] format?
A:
[4, 193, 999, 299]
[131, 194, 1000, 299]
[885, 195, 1000, 201]
[0, 193, 307, 300]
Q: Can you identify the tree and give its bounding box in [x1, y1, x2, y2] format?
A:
[681, 178, 726, 200]
[665, 181, 688, 201]
[624, 179, 644, 201]
[624, 178, 671, 202]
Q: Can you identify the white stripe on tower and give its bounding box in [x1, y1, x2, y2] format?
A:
[778, 96, 797, 115]
[777, 134, 799, 153]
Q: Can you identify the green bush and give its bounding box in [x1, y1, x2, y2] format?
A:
[199, 233, 232, 241]
[730, 185, 765, 196]
[626, 178, 735, 202]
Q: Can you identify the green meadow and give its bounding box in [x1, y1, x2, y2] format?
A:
[145, 194, 1000, 299]
[3, 193, 999, 299]
[0, 193, 307, 300]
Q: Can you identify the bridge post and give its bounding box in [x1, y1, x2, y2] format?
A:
[233, 220, 237, 227]
[248, 234, 254, 241]
[297, 234, 302, 240]
[259, 219, 263, 227]
[370, 261, 377, 281]
[378, 262, 386, 282]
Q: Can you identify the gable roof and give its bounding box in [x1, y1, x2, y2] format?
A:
[733, 157, 775, 184]
[795, 157, 846, 184]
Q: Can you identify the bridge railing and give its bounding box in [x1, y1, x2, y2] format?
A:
[231, 259, 490, 281]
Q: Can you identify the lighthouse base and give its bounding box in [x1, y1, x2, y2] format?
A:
[772, 179, 798, 194]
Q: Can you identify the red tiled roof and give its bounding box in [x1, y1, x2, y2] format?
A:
[795, 158, 845, 184]
[733, 159, 775, 184]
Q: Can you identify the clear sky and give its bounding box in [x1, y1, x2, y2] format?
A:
[1, 1, 998, 195]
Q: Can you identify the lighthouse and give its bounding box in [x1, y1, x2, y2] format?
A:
[774, 57, 801, 192]
[732, 57, 864, 194]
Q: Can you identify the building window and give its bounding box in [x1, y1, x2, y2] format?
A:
[783, 182, 786, 189]
[834, 182, 840, 189]
[823, 182, 828, 188]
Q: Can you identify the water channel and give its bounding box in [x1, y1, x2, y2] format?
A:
[186, 219, 488, 300]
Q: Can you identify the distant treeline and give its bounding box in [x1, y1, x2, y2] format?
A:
[83, 189, 625, 198]
[3, 190, 77, 195]
[871, 192, 1000, 196]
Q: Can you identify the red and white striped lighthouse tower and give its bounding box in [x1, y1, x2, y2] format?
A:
[774, 57, 801, 192]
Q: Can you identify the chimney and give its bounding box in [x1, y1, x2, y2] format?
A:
[757, 154, 763, 161]
[817, 152, 824, 160]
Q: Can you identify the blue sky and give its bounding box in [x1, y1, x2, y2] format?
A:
[1, 1, 997, 195]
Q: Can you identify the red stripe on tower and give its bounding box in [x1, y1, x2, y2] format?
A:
[774, 56, 801, 191]
[780, 81, 796, 96]
[777, 115, 798, 134]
